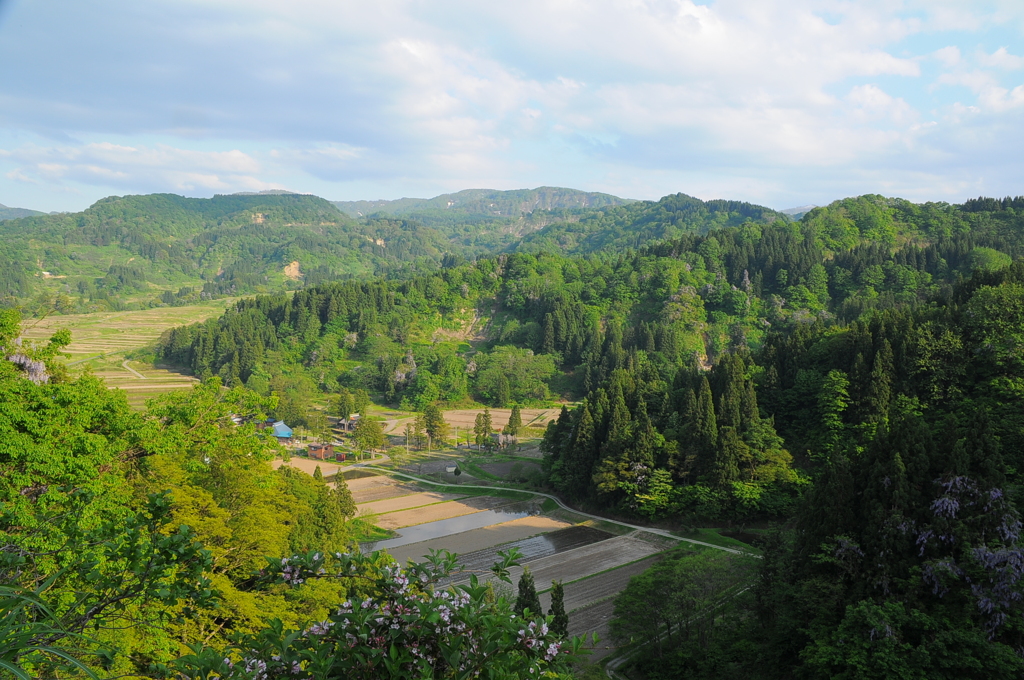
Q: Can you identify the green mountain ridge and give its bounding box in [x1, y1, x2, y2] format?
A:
[0, 202, 45, 220]
[332, 186, 632, 220]
[0, 188, 796, 313]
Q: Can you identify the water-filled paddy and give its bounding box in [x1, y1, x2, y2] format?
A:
[363, 500, 541, 551]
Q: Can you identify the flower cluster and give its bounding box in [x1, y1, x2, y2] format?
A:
[184, 549, 577, 680]
[7, 353, 48, 384]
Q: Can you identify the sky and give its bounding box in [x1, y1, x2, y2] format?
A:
[0, 0, 1022, 213]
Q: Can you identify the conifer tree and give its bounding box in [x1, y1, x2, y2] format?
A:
[506, 404, 522, 444]
[423, 403, 448, 447]
[562, 402, 597, 498]
[712, 427, 744, 488]
[473, 412, 486, 450]
[863, 339, 894, 436]
[334, 474, 357, 518]
[495, 375, 510, 407]
[694, 375, 719, 481]
[549, 580, 569, 637]
[482, 407, 494, 451]
[514, 567, 542, 618]
[313, 465, 323, 482]
[542, 313, 556, 355]
[601, 386, 631, 461]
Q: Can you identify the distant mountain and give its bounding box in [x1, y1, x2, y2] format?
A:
[513, 193, 789, 256]
[0, 187, 802, 313]
[225, 190, 301, 197]
[333, 187, 632, 222]
[781, 205, 817, 220]
[0, 203, 45, 221]
[0, 192, 458, 307]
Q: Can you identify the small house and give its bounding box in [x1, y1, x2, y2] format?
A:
[309, 443, 335, 461]
[271, 421, 293, 442]
[336, 413, 362, 432]
[334, 451, 347, 462]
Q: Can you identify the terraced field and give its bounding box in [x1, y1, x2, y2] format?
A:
[386, 515, 572, 565]
[342, 470, 680, 661]
[356, 492, 462, 516]
[20, 302, 234, 407]
[347, 475, 420, 504]
[94, 363, 199, 408]
[372, 496, 517, 531]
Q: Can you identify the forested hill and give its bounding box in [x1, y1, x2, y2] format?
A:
[512, 192, 788, 255]
[153, 191, 1024, 677]
[0, 202, 44, 220]
[159, 193, 1024, 443]
[332, 186, 631, 222]
[0, 192, 461, 309]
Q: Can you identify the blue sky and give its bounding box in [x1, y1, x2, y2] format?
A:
[0, 0, 1022, 212]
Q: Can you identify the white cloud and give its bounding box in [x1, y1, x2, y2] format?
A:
[0, 0, 1023, 209]
[1, 142, 278, 193]
[978, 47, 1024, 70]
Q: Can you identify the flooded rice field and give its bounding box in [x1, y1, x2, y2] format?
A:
[385, 515, 572, 565]
[363, 499, 542, 551]
[372, 496, 534, 531]
[436, 525, 614, 586]
[461, 534, 665, 592]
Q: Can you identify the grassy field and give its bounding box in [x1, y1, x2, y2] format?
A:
[20, 301, 234, 407]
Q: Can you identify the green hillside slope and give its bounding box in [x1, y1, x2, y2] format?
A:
[0, 192, 457, 310]
[0, 202, 45, 220]
[513, 192, 788, 255]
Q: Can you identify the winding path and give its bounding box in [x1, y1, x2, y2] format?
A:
[347, 463, 756, 677]
[355, 465, 750, 555]
[121, 360, 146, 379]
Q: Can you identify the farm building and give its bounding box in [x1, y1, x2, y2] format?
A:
[335, 451, 347, 462]
[269, 420, 293, 442]
[309, 443, 335, 460]
[335, 414, 361, 431]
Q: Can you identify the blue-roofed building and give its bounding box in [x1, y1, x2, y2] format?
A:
[271, 421, 293, 441]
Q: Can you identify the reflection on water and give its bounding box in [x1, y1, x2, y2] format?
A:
[431, 525, 615, 586]
[362, 502, 540, 552]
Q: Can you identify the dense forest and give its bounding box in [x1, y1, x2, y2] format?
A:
[0, 188, 784, 314]
[150, 192, 1024, 676]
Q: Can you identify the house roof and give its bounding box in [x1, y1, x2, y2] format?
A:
[271, 421, 293, 437]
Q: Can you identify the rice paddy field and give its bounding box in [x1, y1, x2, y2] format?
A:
[442, 408, 561, 432]
[345, 469, 682, 661]
[19, 301, 234, 407]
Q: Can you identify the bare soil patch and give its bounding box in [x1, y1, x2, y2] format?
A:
[442, 409, 560, 432]
[357, 492, 462, 516]
[283, 260, 302, 280]
[373, 496, 513, 530]
[272, 458, 344, 479]
[346, 476, 420, 504]
[385, 515, 571, 565]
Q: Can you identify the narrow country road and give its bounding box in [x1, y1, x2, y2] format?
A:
[356, 465, 751, 555]
[348, 463, 757, 676]
[121, 359, 146, 379]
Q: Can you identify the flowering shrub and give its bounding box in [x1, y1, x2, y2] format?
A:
[170, 548, 583, 679]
